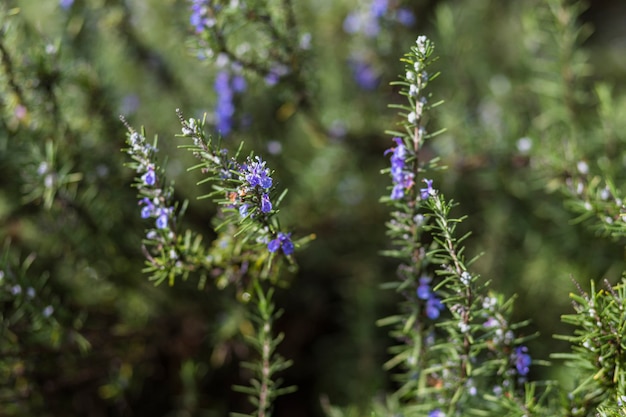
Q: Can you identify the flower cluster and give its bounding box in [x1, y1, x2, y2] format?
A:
[513, 345, 531, 377]
[343, 0, 415, 38]
[343, 1, 415, 89]
[386, 137, 414, 200]
[230, 155, 274, 218]
[190, 0, 215, 33]
[417, 275, 445, 319]
[126, 131, 174, 231]
[214, 70, 247, 136]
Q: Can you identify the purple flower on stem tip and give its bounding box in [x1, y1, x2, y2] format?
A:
[420, 178, 435, 199]
[243, 156, 273, 189]
[268, 232, 294, 255]
[514, 346, 531, 376]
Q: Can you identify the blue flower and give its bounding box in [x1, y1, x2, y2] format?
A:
[261, 193, 272, 213]
[514, 346, 531, 376]
[190, 0, 214, 33]
[243, 156, 273, 189]
[142, 167, 156, 186]
[370, 0, 388, 18]
[140, 198, 154, 219]
[268, 232, 294, 255]
[428, 409, 446, 417]
[239, 203, 249, 217]
[416, 276, 431, 300]
[420, 178, 435, 199]
[350, 59, 380, 90]
[155, 208, 169, 229]
[395, 8, 416, 26]
[386, 137, 414, 200]
[425, 294, 444, 319]
[59, 0, 74, 9]
[214, 71, 235, 136]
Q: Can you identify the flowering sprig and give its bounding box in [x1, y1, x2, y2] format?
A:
[379, 36, 537, 416]
[176, 110, 298, 270]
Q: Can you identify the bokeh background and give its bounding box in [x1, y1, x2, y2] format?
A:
[1, 0, 626, 416]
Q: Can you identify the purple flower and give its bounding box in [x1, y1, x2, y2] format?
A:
[370, 0, 388, 18]
[417, 276, 431, 300]
[395, 8, 416, 26]
[155, 208, 169, 229]
[231, 75, 247, 93]
[190, 0, 214, 33]
[261, 193, 272, 213]
[267, 232, 294, 255]
[514, 346, 531, 376]
[59, 0, 74, 10]
[385, 137, 414, 200]
[243, 156, 273, 189]
[350, 60, 380, 90]
[428, 409, 445, 417]
[214, 71, 235, 136]
[140, 198, 155, 219]
[342, 12, 362, 34]
[425, 295, 444, 319]
[142, 167, 156, 186]
[239, 203, 249, 217]
[420, 178, 435, 200]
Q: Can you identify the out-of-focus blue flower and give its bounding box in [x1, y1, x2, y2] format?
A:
[417, 276, 431, 300]
[190, 0, 214, 33]
[370, 0, 388, 18]
[428, 409, 446, 417]
[395, 8, 416, 26]
[231, 75, 247, 93]
[214, 70, 247, 136]
[514, 346, 531, 376]
[59, 0, 74, 10]
[385, 137, 414, 200]
[268, 232, 294, 255]
[261, 193, 272, 213]
[420, 178, 435, 200]
[426, 296, 444, 319]
[350, 59, 380, 90]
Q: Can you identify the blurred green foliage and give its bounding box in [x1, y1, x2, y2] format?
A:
[1, 0, 626, 415]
